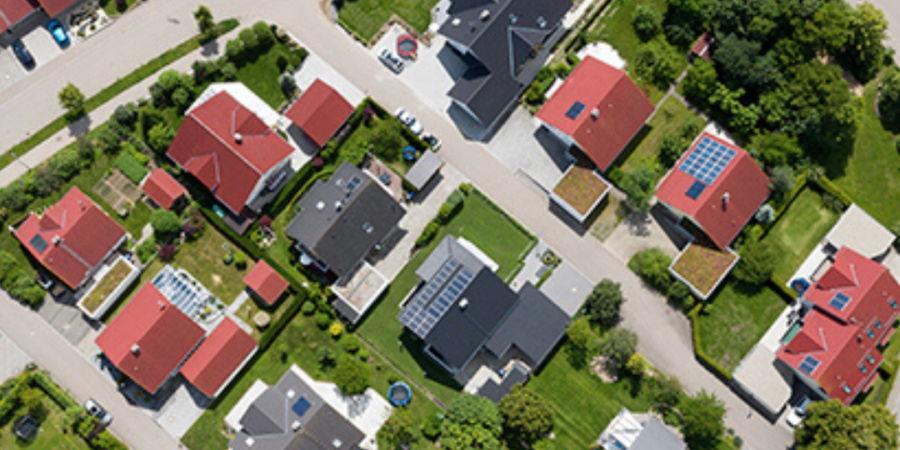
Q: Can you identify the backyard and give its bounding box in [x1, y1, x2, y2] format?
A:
[695, 281, 789, 371]
[337, 0, 438, 42]
[181, 307, 441, 450]
[0, 393, 90, 450]
[762, 187, 840, 282]
[357, 190, 536, 405]
[615, 96, 701, 173]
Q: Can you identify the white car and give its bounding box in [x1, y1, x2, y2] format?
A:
[379, 49, 404, 73]
[395, 108, 423, 135]
[84, 399, 113, 426]
[785, 397, 812, 427]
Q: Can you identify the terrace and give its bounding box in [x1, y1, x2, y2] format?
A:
[152, 265, 225, 327]
[670, 243, 738, 299]
[550, 161, 611, 223]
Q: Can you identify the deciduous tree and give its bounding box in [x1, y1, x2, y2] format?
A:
[796, 401, 898, 450]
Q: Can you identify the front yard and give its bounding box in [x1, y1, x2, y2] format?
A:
[337, 0, 439, 42]
[695, 281, 789, 371]
[762, 187, 840, 282]
[235, 40, 307, 109]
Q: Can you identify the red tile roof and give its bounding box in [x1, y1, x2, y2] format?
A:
[777, 247, 900, 404]
[96, 283, 205, 394]
[167, 91, 294, 215]
[691, 33, 715, 61]
[243, 260, 289, 306]
[13, 187, 127, 288]
[285, 79, 354, 148]
[180, 318, 257, 398]
[536, 56, 655, 171]
[142, 169, 187, 210]
[656, 133, 770, 249]
[0, 0, 37, 33]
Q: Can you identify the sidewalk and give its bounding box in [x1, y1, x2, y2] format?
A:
[0, 29, 236, 187]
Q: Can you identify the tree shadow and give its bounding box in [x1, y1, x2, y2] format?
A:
[66, 115, 92, 138]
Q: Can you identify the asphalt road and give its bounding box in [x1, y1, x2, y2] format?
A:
[0, 1, 794, 450]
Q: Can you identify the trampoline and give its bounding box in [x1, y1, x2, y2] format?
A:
[791, 278, 810, 296]
[397, 34, 418, 59]
[403, 146, 417, 162]
[388, 381, 412, 406]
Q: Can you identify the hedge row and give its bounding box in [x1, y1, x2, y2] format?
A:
[31, 370, 78, 411]
[263, 162, 315, 216]
[810, 175, 854, 208]
[0, 372, 29, 424]
[689, 305, 735, 381]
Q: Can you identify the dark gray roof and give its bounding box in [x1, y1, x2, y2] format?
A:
[286, 163, 405, 279]
[439, 0, 571, 126]
[476, 361, 530, 403]
[484, 283, 568, 367]
[425, 268, 519, 370]
[229, 368, 365, 450]
[405, 151, 443, 191]
[631, 417, 687, 450]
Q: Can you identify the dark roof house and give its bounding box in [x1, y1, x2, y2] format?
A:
[596, 408, 687, 450]
[285, 163, 405, 280]
[228, 366, 367, 450]
[439, 0, 571, 132]
[536, 56, 655, 171]
[399, 236, 569, 398]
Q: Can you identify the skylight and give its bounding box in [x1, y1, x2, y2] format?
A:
[829, 292, 850, 311]
[799, 356, 820, 375]
[685, 180, 706, 200]
[292, 397, 311, 417]
[30, 234, 48, 254]
[565, 101, 586, 120]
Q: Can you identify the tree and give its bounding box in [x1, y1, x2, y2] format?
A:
[599, 327, 638, 368]
[879, 67, 900, 129]
[239, 28, 259, 51]
[681, 390, 726, 450]
[113, 103, 138, 128]
[441, 395, 503, 450]
[628, 248, 673, 291]
[194, 5, 216, 42]
[226, 38, 245, 61]
[625, 353, 649, 378]
[734, 239, 777, 285]
[621, 163, 658, 212]
[712, 34, 781, 94]
[769, 165, 794, 194]
[58, 83, 86, 120]
[150, 209, 181, 241]
[810, 1, 851, 55]
[635, 40, 679, 88]
[842, 3, 888, 83]
[147, 123, 176, 154]
[377, 408, 419, 450]
[795, 400, 899, 450]
[658, 134, 688, 168]
[333, 354, 370, 396]
[750, 133, 801, 167]
[253, 21, 274, 48]
[499, 385, 554, 446]
[633, 4, 662, 41]
[565, 316, 597, 368]
[19, 387, 44, 416]
[682, 59, 718, 104]
[370, 120, 406, 161]
[584, 279, 625, 327]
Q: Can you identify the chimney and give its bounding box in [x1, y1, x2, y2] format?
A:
[291, 421, 302, 432]
[537, 16, 547, 28]
[722, 192, 730, 210]
[452, 17, 461, 26]
[234, 133, 243, 144]
[591, 108, 600, 119]
[245, 437, 255, 447]
[131, 344, 140, 355]
[335, 201, 343, 212]
[316, 201, 325, 211]
[459, 299, 469, 310]
[480, 9, 491, 21]
[509, 14, 517, 24]
[52, 236, 62, 245]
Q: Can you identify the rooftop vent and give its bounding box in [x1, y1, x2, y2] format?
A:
[363, 223, 374, 234]
[332, 439, 343, 448]
[287, 389, 296, 399]
[537, 16, 547, 28]
[245, 437, 255, 447]
[335, 201, 343, 212]
[480, 9, 491, 21]
[52, 236, 62, 245]
[509, 14, 517, 24]
[234, 133, 243, 144]
[460, 299, 469, 310]
[452, 17, 461, 26]
[291, 420, 302, 432]
[316, 201, 325, 211]
[131, 344, 140, 355]
[591, 108, 600, 119]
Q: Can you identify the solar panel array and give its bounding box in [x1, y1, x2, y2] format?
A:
[799, 356, 820, 375]
[399, 259, 476, 339]
[829, 292, 851, 311]
[679, 136, 737, 186]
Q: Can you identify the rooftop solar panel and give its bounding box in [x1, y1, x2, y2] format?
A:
[799, 356, 820, 375]
[399, 259, 476, 338]
[829, 292, 851, 311]
[566, 102, 586, 120]
[678, 136, 737, 185]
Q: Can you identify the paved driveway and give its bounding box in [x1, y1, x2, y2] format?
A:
[485, 108, 572, 190]
[37, 289, 96, 345]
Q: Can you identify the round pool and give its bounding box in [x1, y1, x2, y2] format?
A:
[388, 381, 412, 407]
[397, 34, 418, 59]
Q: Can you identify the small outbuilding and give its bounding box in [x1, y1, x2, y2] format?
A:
[243, 260, 289, 306]
[142, 168, 187, 211]
[404, 151, 444, 191]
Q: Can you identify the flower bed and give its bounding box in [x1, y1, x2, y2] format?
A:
[550, 163, 610, 222]
[670, 243, 738, 299]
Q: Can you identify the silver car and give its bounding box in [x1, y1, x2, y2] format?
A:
[395, 108, 423, 135]
[84, 399, 113, 426]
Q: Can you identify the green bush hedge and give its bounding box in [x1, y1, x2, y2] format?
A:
[689, 305, 734, 381]
[115, 151, 148, 184]
[31, 371, 77, 410]
[810, 176, 854, 209]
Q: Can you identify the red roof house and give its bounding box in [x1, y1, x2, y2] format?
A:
[96, 283, 205, 394]
[536, 56, 655, 171]
[167, 90, 295, 215]
[36, 0, 77, 17]
[180, 318, 257, 398]
[13, 186, 127, 289]
[285, 79, 354, 148]
[142, 168, 187, 210]
[243, 260, 289, 306]
[0, 0, 37, 33]
[656, 133, 770, 249]
[777, 247, 900, 404]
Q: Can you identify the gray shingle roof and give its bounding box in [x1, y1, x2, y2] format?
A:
[484, 283, 569, 366]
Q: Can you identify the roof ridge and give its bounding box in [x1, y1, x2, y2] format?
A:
[192, 111, 264, 176]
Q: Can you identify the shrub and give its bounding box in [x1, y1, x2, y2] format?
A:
[253, 21, 274, 48]
[416, 221, 440, 247]
[136, 238, 157, 264]
[341, 334, 361, 353]
[301, 300, 316, 315]
[459, 183, 473, 195]
[147, 123, 175, 154]
[115, 151, 148, 183]
[279, 73, 297, 96]
[626, 353, 649, 378]
[225, 39, 245, 60]
[734, 239, 777, 285]
[113, 103, 138, 128]
[276, 54, 290, 73]
[222, 62, 238, 80]
[172, 87, 192, 113]
[769, 166, 795, 194]
[754, 203, 775, 224]
[565, 317, 598, 368]
[584, 279, 625, 327]
[150, 209, 181, 241]
[378, 408, 420, 450]
[239, 28, 259, 51]
[315, 312, 331, 329]
[659, 135, 688, 168]
[159, 244, 177, 262]
[233, 251, 247, 269]
[329, 321, 344, 338]
[629, 248, 673, 291]
[621, 163, 659, 212]
[194, 5, 216, 42]
[333, 354, 370, 396]
[632, 4, 662, 41]
[667, 280, 694, 310]
[421, 412, 443, 440]
[599, 327, 638, 368]
[316, 346, 336, 367]
[635, 40, 679, 88]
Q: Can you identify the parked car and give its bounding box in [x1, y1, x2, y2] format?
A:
[395, 108, 423, 135]
[84, 399, 113, 426]
[379, 49, 404, 73]
[785, 397, 812, 427]
[11, 41, 34, 70]
[422, 132, 441, 151]
[46, 19, 70, 49]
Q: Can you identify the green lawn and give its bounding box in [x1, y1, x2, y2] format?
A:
[586, 0, 686, 103]
[615, 96, 702, 173]
[357, 191, 536, 405]
[0, 392, 91, 450]
[826, 82, 900, 229]
[696, 281, 789, 371]
[100, 0, 140, 17]
[337, 0, 439, 42]
[235, 41, 303, 110]
[181, 309, 440, 450]
[763, 188, 840, 282]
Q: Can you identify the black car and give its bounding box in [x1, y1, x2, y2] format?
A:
[11, 41, 34, 69]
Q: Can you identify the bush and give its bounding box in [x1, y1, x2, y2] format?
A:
[239, 28, 259, 51]
[754, 204, 775, 224]
[769, 166, 795, 194]
[301, 300, 316, 315]
[565, 317, 598, 368]
[253, 21, 274, 47]
[316, 346, 336, 367]
[416, 221, 440, 247]
[659, 135, 688, 168]
[635, 40, 679, 88]
[421, 412, 443, 440]
[315, 312, 331, 329]
[225, 39, 245, 60]
[150, 209, 181, 241]
[136, 238, 157, 264]
[329, 321, 344, 338]
[734, 239, 778, 285]
[276, 54, 289, 72]
[621, 163, 659, 212]
[115, 151, 148, 183]
[113, 103, 138, 128]
[222, 62, 238, 80]
[341, 334, 361, 353]
[378, 408, 420, 450]
[279, 73, 297, 96]
[600, 327, 638, 369]
[584, 279, 625, 327]
[333, 354, 371, 396]
[632, 4, 662, 41]
[172, 87, 192, 113]
[233, 251, 247, 269]
[628, 248, 673, 291]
